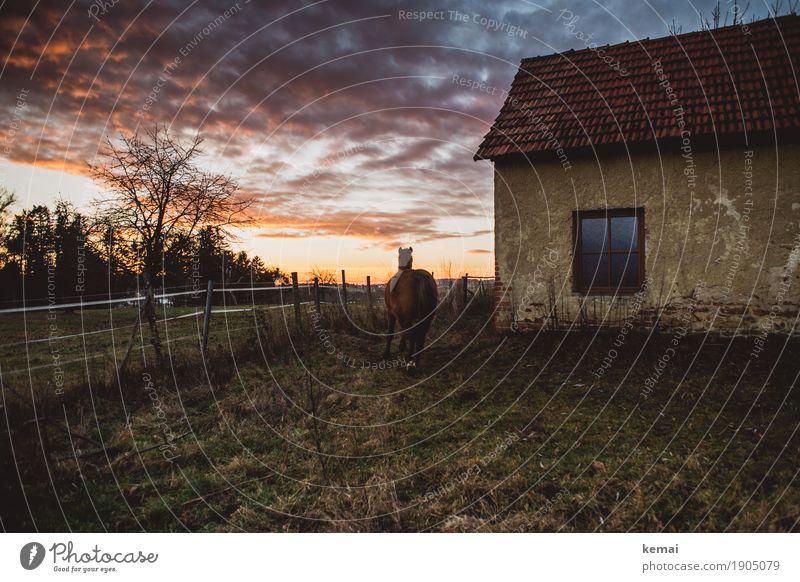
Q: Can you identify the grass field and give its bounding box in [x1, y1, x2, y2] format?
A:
[0, 305, 257, 373]
[1, 303, 798, 532]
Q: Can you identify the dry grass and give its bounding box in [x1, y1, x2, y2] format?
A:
[1, 302, 798, 532]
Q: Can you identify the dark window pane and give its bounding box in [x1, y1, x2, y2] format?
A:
[610, 216, 638, 251]
[611, 252, 639, 287]
[581, 254, 609, 288]
[580, 218, 608, 252]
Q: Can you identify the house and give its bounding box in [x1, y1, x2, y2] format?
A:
[476, 15, 800, 335]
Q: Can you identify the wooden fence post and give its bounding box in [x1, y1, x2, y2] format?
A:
[341, 269, 348, 312]
[462, 273, 468, 313]
[366, 275, 373, 314]
[202, 280, 214, 351]
[291, 272, 301, 327]
[313, 276, 321, 316]
[118, 311, 142, 375]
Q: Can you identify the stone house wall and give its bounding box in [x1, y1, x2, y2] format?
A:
[492, 144, 800, 336]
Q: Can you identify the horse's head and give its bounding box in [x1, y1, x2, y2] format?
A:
[398, 246, 413, 269]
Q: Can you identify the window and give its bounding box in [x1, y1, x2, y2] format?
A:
[573, 208, 644, 294]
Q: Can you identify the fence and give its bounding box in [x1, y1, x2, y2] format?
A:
[0, 271, 495, 373]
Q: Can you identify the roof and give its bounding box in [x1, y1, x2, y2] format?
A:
[475, 15, 800, 161]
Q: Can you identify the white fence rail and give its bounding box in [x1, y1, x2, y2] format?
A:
[0, 272, 494, 377]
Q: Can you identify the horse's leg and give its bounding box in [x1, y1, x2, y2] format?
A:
[383, 312, 396, 359]
[411, 316, 433, 367]
[399, 332, 407, 354]
[411, 330, 426, 367]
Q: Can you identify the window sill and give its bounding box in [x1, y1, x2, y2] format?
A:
[575, 287, 643, 296]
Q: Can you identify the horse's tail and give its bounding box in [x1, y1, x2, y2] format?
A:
[414, 271, 438, 325]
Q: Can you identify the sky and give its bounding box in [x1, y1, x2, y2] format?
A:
[0, 0, 777, 281]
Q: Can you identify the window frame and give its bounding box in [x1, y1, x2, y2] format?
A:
[572, 207, 645, 295]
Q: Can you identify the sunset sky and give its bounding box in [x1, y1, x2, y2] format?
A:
[0, 0, 759, 281]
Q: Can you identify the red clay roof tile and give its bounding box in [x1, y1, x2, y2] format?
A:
[475, 15, 800, 160]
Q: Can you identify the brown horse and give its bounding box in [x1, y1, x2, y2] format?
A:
[383, 248, 438, 367]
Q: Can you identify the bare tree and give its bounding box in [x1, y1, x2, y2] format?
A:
[710, 1, 723, 28]
[698, 1, 727, 29]
[308, 266, 337, 285]
[0, 187, 17, 266]
[772, 0, 800, 14]
[697, 0, 787, 31]
[0, 186, 16, 238]
[730, 0, 750, 24]
[90, 125, 253, 366]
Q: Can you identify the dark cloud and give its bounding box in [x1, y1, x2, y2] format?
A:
[254, 207, 491, 250]
[0, 0, 755, 243]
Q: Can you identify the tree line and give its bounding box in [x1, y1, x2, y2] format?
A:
[0, 197, 286, 307]
[2, 125, 283, 368]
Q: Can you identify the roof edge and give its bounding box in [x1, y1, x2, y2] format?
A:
[518, 13, 799, 65]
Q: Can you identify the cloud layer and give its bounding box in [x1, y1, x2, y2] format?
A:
[0, 0, 751, 252]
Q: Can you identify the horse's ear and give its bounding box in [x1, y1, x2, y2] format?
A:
[410, 246, 413, 252]
[398, 247, 401, 252]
